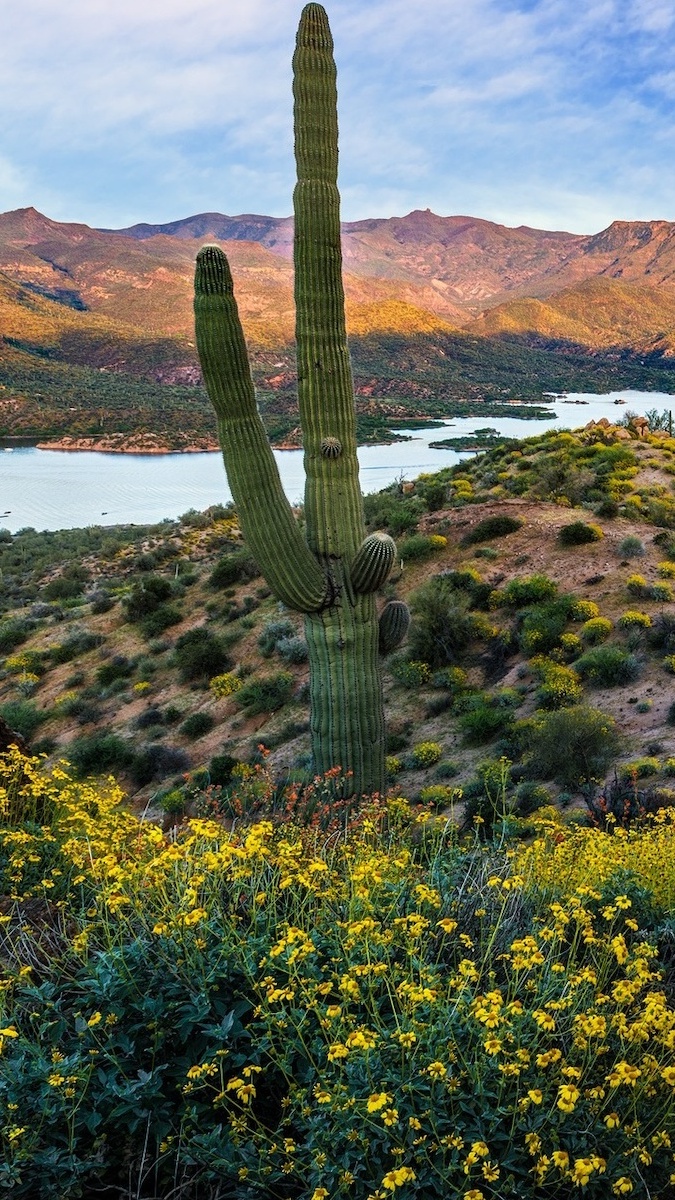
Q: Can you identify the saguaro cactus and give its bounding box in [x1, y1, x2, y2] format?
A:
[194, 3, 408, 796]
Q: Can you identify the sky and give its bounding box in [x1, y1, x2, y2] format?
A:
[1, 0, 675, 234]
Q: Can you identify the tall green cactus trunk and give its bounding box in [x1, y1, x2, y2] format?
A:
[194, 3, 409, 797]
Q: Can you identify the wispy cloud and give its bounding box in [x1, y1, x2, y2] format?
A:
[1, 0, 675, 231]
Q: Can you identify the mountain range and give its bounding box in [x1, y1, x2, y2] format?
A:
[1, 205, 675, 445]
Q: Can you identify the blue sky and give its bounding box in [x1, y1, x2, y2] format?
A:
[1, 0, 675, 233]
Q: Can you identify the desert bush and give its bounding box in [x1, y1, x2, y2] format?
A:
[517, 597, 575, 656]
[397, 533, 446, 561]
[0, 699, 45, 741]
[619, 757, 660, 780]
[410, 740, 443, 767]
[236, 672, 294, 715]
[389, 658, 432, 688]
[130, 743, 191, 786]
[617, 535, 645, 558]
[457, 690, 519, 746]
[558, 521, 603, 546]
[363, 487, 425, 535]
[618, 610, 652, 630]
[657, 560, 675, 578]
[569, 599, 600, 621]
[67, 733, 135, 777]
[408, 578, 496, 669]
[418, 783, 458, 807]
[276, 635, 309, 665]
[521, 704, 619, 787]
[96, 655, 135, 687]
[460, 514, 522, 545]
[500, 573, 558, 606]
[49, 631, 103, 664]
[174, 628, 230, 683]
[123, 574, 173, 621]
[208, 549, 259, 589]
[258, 618, 297, 657]
[41, 576, 84, 600]
[179, 712, 215, 739]
[512, 779, 552, 815]
[580, 616, 613, 645]
[574, 645, 641, 687]
[530, 656, 582, 709]
[0, 618, 34, 653]
[209, 672, 242, 699]
[140, 603, 182, 637]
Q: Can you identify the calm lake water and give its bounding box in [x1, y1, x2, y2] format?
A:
[1, 389, 673, 533]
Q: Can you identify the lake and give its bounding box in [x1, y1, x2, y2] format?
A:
[1, 389, 673, 533]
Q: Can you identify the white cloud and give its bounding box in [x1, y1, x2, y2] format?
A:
[2, 0, 675, 229]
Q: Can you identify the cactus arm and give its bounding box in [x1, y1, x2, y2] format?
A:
[194, 245, 329, 613]
[293, 4, 365, 561]
[379, 600, 411, 654]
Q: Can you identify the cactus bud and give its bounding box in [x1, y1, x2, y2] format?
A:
[351, 532, 397, 594]
[379, 600, 410, 654]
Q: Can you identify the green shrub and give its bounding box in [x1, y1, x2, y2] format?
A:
[208, 753, 239, 786]
[513, 780, 552, 816]
[574, 645, 640, 687]
[96, 656, 135, 687]
[179, 712, 215, 738]
[619, 757, 660, 780]
[430, 666, 469, 692]
[385, 755, 402, 776]
[390, 658, 432, 688]
[410, 741, 443, 767]
[130, 743, 191, 786]
[518, 597, 575, 656]
[124, 575, 173, 621]
[626, 573, 649, 598]
[618, 610, 652, 630]
[580, 616, 613, 645]
[49, 631, 103, 664]
[140, 604, 182, 638]
[276, 636, 308, 665]
[208, 550, 259, 589]
[407, 578, 496, 669]
[522, 704, 619, 787]
[0, 699, 45, 741]
[530, 657, 583, 709]
[0, 619, 34, 653]
[67, 733, 135, 777]
[418, 784, 457, 807]
[236, 672, 294, 715]
[363, 488, 425, 535]
[456, 690, 519, 746]
[397, 533, 446, 561]
[569, 599, 600, 621]
[558, 521, 604, 546]
[461, 514, 522, 545]
[41, 576, 85, 600]
[617, 535, 645, 558]
[258, 619, 297, 657]
[501, 573, 558, 606]
[434, 759, 460, 779]
[174, 628, 230, 683]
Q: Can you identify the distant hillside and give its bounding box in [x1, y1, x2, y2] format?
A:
[468, 278, 675, 356]
[2, 206, 675, 446]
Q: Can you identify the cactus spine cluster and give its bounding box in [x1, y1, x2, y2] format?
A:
[194, 3, 409, 796]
